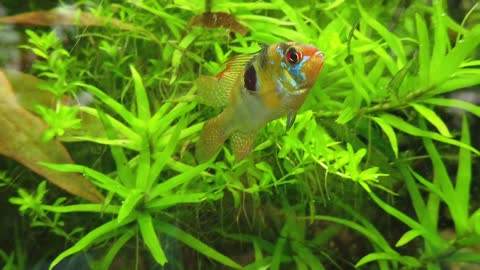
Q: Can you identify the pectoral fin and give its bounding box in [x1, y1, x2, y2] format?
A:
[231, 131, 257, 161]
[286, 110, 297, 131]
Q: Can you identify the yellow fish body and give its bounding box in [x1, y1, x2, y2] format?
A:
[196, 42, 325, 162]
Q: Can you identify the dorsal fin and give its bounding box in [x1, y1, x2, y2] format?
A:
[196, 54, 255, 107]
[216, 54, 255, 86]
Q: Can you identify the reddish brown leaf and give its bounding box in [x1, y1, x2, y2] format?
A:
[0, 8, 136, 31]
[2, 69, 105, 138]
[0, 70, 104, 203]
[189, 12, 248, 36]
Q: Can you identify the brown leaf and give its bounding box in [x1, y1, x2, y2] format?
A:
[189, 12, 248, 36]
[0, 70, 104, 203]
[2, 69, 105, 138]
[0, 8, 136, 31]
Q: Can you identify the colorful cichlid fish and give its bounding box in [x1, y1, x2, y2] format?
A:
[195, 42, 325, 162]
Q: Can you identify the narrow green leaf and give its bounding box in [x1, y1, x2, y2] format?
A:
[370, 116, 398, 158]
[39, 163, 129, 197]
[78, 107, 141, 145]
[75, 82, 142, 130]
[150, 102, 196, 139]
[138, 213, 167, 265]
[409, 168, 449, 203]
[423, 98, 480, 117]
[415, 13, 430, 85]
[149, 117, 186, 182]
[271, 227, 288, 270]
[148, 162, 209, 200]
[380, 114, 479, 155]
[156, 221, 242, 269]
[293, 242, 325, 270]
[49, 218, 131, 270]
[41, 204, 120, 214]
[357, 0, 406, 66]
[135, 135, 151, 191]
[96, 107, 135, 188]
[117, 189, 143, 223]
[304, 215, 396, 254]
[429, 0, 448, 82]
[145, 193, 208, 210]
[411, 103, 452, 137]
[99, 229, 135, 270]
[395, 229, 421, 247]
[432, 25, 480, 85]
[455, 116, 471, 235]
[340, 61, 370, 105]
[387, 54, 417, 100]
[130, 65, 151, 122]
[170, 32, 199, 83]
[355, 252, 421, 268]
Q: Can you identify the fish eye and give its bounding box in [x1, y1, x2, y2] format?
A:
[286, 46, 302, 65]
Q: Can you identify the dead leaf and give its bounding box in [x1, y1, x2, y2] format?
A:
[0, 70, 104, 203]
[189, 12, 248, 36]
[0, 7, 136, 31]
[2, 69, 105, 138]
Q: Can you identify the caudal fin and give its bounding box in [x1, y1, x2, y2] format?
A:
[195, 115, 228, 162]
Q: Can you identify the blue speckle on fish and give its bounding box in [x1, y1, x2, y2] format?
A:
[280, 61, 287, 68]
[276, 46, 285, 58]
[288, 55, 310, 75]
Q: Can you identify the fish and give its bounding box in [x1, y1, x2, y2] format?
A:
[195, 42, 325, 162]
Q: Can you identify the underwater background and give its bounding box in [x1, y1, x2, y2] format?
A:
[0, 0, 479, 269]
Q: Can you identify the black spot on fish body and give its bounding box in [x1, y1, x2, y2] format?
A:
[244, 64, 257, 91]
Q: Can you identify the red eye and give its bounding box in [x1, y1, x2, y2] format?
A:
[286, 47, 302, 65]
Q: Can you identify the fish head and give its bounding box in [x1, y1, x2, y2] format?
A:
[268, 42, 325, 93]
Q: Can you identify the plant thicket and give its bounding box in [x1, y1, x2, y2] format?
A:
[1, 0, 479, 269]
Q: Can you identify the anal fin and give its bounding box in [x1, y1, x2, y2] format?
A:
[231, 131, 257, 162]
[196, 115, 228, 162]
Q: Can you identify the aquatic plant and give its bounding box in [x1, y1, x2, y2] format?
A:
[0, 0, 479, 269]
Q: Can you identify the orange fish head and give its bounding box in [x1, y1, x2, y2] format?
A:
[267, 42, 325, 93]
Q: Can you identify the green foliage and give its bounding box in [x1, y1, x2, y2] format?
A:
[2, 0, 480, 269]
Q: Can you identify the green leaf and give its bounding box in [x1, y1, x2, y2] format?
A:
[75, 82, 142, 130]
[117, 189, 143, 223]
[423, 98, 480, 117]
[429, 0, 449, 83]
[49, 218, 131, 270]
[415, 13, 430, 85]
[455, 116, 472, 235]
[357, 0, 406, 66]
[39, 163, 129, 198]
[395, 229, 421, 247]
[156, 221, 242, 269]
[138, 213, 167, 265]
[96, 107, 135, 188]
[130, 65, 151, 122]
[370, 116, 398, 158]
[432, 25, 480, 85]
[355, 252, 421, 268]
[380, 114, 479, 155]
[148, 162, 209, 200]
[149, 117, 186, 183]
[411, 103, 452, 137]
[145, 193, 208, 210]
[98, 229, 135, 270]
